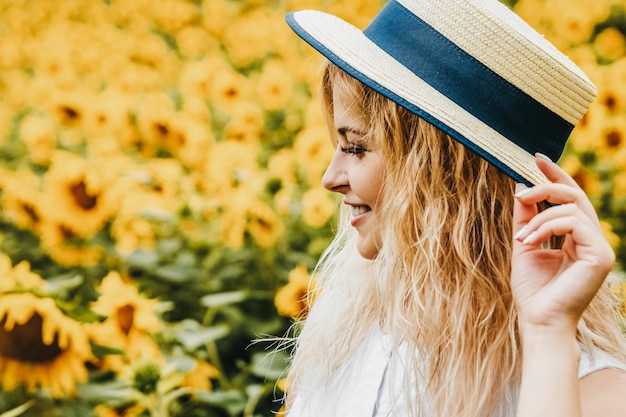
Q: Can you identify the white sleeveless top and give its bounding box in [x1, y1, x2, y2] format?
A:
[288, 326, 626, 417]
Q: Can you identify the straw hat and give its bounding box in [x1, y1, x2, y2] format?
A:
[285, 0, 597, 185]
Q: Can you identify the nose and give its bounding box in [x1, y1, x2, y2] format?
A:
[322, 149, 348, 193]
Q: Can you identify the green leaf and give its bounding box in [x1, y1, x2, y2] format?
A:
[193, 390, 247, 416]
[153, 265, 201, 283]
[126, 249, 159, 270]
[76, 379, 139, 406]
[0, 400, 34, 417]
[156, 237, 182, 257]
[43, 273, 84, 297]
[89, 341, 125, 358]
[174, 320, 230, 350]
[250, 350, 289, 380]
[201, 290, 248, 308]
[54, 300, 104, 323]
[167, 353, 197, 373]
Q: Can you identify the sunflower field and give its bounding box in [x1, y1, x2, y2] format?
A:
[0, 0, 624, 416]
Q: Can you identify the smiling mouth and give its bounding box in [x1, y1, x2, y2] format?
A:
[351, 205, 371, 217]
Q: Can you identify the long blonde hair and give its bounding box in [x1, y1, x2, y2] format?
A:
[286, 62, 626, 416]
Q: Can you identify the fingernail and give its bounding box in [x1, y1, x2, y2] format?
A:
[535, 152, 552, 162]
[514, 187, 532, 198]
[513, 225, 528, 240]
[523, 231, 538, 245]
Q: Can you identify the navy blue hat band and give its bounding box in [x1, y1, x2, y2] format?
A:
[362, 0, 572, 161]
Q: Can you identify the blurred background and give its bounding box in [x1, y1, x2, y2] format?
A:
[0, 0, 624, 416]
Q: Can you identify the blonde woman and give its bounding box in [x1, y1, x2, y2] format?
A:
[283, 0, 626, 416]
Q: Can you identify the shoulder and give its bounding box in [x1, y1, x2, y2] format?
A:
[580, 368, 626, 417]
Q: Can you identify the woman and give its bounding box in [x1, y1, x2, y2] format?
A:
[283, 0, 626, 416]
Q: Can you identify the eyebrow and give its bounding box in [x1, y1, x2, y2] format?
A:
[337, 126, 366, 137]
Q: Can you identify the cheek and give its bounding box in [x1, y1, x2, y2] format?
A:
[364, 165, 385, 206]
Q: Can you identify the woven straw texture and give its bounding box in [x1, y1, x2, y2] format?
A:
[396, 0, 596, 125]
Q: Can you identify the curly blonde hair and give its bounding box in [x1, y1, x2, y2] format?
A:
[286, 62, 626, 416]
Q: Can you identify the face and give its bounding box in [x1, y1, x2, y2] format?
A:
[322, 88, 385, 259]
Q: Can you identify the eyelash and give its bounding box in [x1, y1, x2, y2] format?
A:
[341, 144, 367, 157]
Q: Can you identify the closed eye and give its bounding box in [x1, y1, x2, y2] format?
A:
[341, 144, 367, 156]
[336, 126, 369, 158]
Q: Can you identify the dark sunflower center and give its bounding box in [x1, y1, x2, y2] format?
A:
[606, 130, 622, 148]
[58, 105, 81, 124]
[117, 304, 135, 335]
[0, 313, 62, 363]
[22, 202, 40, 224]
[253, 216, 272, 232]
[70, 181, 98, 210]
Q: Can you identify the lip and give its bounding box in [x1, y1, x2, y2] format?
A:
[344, 201, 371, 227]
[350, 211, 369, 227]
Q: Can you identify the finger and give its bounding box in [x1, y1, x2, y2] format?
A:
[535, 153, 581, 189]
[512, 183, 538, 253]
[515, 215, 599, 249]
[514, 182, 583, 205]
[513, 202, 597, 243]
[514, 177, 599, 226]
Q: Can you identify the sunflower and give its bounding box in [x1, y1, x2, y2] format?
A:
[87, 272, 163, 373]
[267, 148, 297, 194]
[220, 204, 248, 249]
[178, 57, 227, 99]
[595, 26, 626, 62]
[93, 404, 145, 417]
[247, 200, 284, 248]
[176, 25, 219, 59]
[543, 0, 597, 48]
[255, 59, 293, 111]
[0, 254, 46, 293]
[223, 101, 264, 144]
[39, 219, 104, 267]
[0, 292, 92, 397]
[133, 91, 176, 154]
[148, 0, 199, 35]
[110, 213, 157, 255]
[221, 9, 274, 67]
[168, 113, 215, 171]
[301, 187, 336, 228]
[209, 66, 252, 111]
[0, 169, 44, 233]
[46, 88, 88, 130]
[274, 265, 317, 319]
[18, 113, 57, 165]
[293, 128, 334, 186]
[83, 88, 135, 145]
[180, 360, 220, 391]
[558, 155, 602, 197]
[202, 141, 261, 196]
[42, 151, 120, 238]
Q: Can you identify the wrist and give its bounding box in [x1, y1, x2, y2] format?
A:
[517, 326, 583, 417]
[520, 324, 581, 363]
[518, 312, 579, 340]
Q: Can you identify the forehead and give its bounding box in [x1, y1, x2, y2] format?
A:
[332, 87, 364, 126]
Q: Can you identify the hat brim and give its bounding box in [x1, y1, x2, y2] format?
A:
[286, 10, 550, 186]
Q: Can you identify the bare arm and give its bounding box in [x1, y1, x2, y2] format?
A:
[511, 154, 618, 417]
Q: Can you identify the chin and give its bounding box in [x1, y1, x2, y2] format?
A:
[357, 242, 379, 260]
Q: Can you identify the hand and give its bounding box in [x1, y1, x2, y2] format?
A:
[511, 154, 615, 334]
